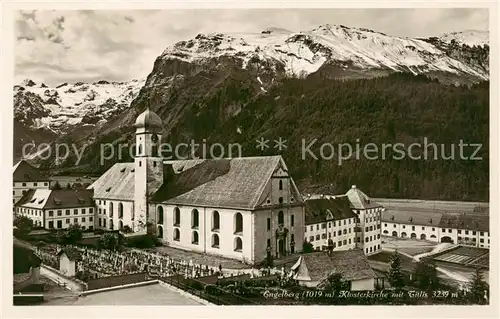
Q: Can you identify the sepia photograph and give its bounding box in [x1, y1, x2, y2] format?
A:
[3, 1, 497, 317]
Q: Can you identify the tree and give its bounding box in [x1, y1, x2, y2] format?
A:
[64, 223, 83, 244]
[323, 272, 350, 293]
[413, 261, 439, 290]
[66, 183, 72, 190]
[99, 233, 119, 251]
[13, 215, 33, 238]
[99, 232, 125, 251]
[52, 181, 62, 190]
[388, 251, 405, 289]
[302, 241, 313, 253]
[468, 267, 488, 304]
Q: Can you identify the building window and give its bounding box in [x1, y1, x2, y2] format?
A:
[49, 211, 53, 217]
[57, 210, 62, 216]
[480, 232, 484, 236]
[349, 238, 351, 244]
[66, 219, 70, 224]
[365, 248, 368, 254]
[192, 209, 199, 228]
[309, 236, 314, 242]
[422, 227, 425, 230]
[109, 202, 114, 217]
[377, 234, 380, 239]
[278, 197, 283, 204]
[278, 211, 284, 225]
[328, 222, 331, 228]
[279, 180, 283, 190]
[118, 203, 124, 219]
[89, 217, 93, 222]
[473, 231, 476, 235]
[322, 223, 326, 229]
[465, 230, 469, 235]
[82, 208, 86, 214]
[384, 223, 387, 227]
[322, 233, 327, 239]
[267, 218, 271, 231]
[412, 226, 415, 231]
[365, 237, 369, 242]
[234, 237, 243, 252]
[310, 225, 313, 231]
[99, 208, 102, 215]
[22, 183, 26, 186]
[173, 228, 180, 241]
[103, 219, 106, 228]
[267, 239, 271, 247]
[192, 231, 199, 244]
[212, 234, 220, 248]
[65, 210, 70, 215]
[74, 209, 78, 215]
[48, 221, 54, 229]
[82, 217, 86, 222]
[343, 239, 347, 245]
[458, 230, 462, 234]
[157, 206, 164, 224]
[157, 225, 163, 238]
[480, 238, 484, 243]
[291, 214, 294, 227]
[234, 212, 243, 233]
[343, 229, 347, 235]
[173, 207, 180, 226]
[338, 241, 342, 247]
[89, 208, 93, 214]
[44, 182, 48, 186]
[333, 221, 336, 227]
[109, 219, 114, 230]
[316, 235, 320, 240]
[328, 232, 332, 238]
[448, 229, 452, 233]
[212, 211, 220, 231]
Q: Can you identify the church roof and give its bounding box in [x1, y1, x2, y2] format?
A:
[15, 189, 94, 210]
[88, 162, 135, 200]
[134, 108, 162, 130]
[13, 160, 49, 182]
[345, 185, 382, 210]
[293, 250, 375, 284]
[304, 196, 356, 225]
[152, 156, 285, 209]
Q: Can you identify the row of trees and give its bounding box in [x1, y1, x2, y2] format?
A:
[388, 251, 489, 304]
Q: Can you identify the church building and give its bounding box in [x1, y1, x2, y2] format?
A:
[89, 108, 306, 265]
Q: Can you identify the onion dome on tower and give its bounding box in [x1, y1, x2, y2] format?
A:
[134, 107, 163, 133]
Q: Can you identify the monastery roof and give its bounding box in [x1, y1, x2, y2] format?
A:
[345, 185, 382, 210]
[15, 189, 94, 210]
[382, 209, 443, 227]
[13, 160, 49, 182]
[438, 213, 489, 232]
[382, 209, 489, 232]
[153, 156, 290, 209]
[88, 162, 135, 200]
[294, 250, 375, 283]
[304, 196, 356, 225]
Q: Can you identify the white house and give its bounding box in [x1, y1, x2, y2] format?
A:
[303, 195, 357, 252]
[13, 160, 50, 205]
[57, 248, 82, 277]
[14, 189, 95, 230]
[89, 108, 306, 265]
[291, 249, 376, 291]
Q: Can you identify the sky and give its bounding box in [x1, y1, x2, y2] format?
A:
[14, 8, 489, 86]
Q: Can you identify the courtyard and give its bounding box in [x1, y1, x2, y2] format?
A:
[42, 283, 204, 305]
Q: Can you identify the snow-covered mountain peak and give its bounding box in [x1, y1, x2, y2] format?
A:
[160, 24, 488, 82]
[14, 79, 146, 133]
[439, 30, 489, 47]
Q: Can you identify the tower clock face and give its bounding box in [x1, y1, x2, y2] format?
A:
[151, 133, 159, 143]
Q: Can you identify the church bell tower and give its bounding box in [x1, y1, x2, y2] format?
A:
[133, 107, 164, 233]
